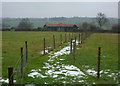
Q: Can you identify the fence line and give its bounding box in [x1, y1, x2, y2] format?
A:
[8, 41, 28, 86]
[7, 32, 93, 85]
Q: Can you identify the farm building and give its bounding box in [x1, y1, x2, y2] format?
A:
[44, 23, 79, 31]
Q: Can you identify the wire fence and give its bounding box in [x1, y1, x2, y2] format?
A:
[7, 31, 93, 86]
[8, 41, 28, 86]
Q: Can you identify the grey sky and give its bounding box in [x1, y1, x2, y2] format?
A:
[2, 2, 118, 18]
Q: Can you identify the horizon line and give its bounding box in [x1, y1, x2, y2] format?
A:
[1, 16, 118, 19]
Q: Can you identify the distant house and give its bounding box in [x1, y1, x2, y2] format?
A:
[44, 23, 79, 31]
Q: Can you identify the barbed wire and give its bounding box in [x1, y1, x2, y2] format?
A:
[9, 50, 27, 85]
[8, 32, 92, 85]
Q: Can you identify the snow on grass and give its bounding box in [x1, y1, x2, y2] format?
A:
[28, 40, 87, 83]
[28, 71, 47, 78]
[0, 78, 16, 83]
[0, 78, 9, 83]
[82, 65, 118, 83]
[40, 50, 48, 54]
[27, 40, 118, 84]
[86, 69, 97, 76]
[85, 67, 118, 82]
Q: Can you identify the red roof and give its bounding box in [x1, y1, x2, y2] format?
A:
[44, 23, 79, 27]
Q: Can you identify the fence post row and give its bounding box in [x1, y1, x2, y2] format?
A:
[8, 67, 13, 86]
[97, 47, 101, 79]
[44, 38, 45, 54]
[53, 35, 55, 49]
[73, 42, 76, 64]
[25, 41, 28, 64]
[21, 47, 23, 79]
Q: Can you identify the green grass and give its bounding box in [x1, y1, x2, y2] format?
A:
[2, 31, 119, 84]
[65, 33, 118, 84]
[2, 31, 75, 78]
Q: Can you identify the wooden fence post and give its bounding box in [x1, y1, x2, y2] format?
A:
[72, 32, 73, 39]
[69, 33, 70, 42]
[44, 38, 45, 54]
[8, 67, 13, 86]
[85, 32, 87, 39]
[79, 33, 80, 43]
[53, 35, 55, 49]
[73, 42, 76, 63]
[70, 39, 72, 54]
[81, 33, 83, 44]
[60, 34, 62, 44]
[25, 41, 28, 64]
[65, 33, 67, 43]
[97, 47, 101, 79]
[75, 36, 76, 44]
[21, 47, 23, 79]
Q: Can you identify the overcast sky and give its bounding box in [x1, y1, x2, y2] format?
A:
[2, 2, 118, 18]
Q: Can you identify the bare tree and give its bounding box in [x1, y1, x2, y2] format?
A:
[82, 22, 88, 30]
[96, 12, 108, 29]
[17, 18, 33, 31]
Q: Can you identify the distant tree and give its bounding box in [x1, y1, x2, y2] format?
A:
[17, 18, 33, 31]
[112, 24, 120, 33]
[10, 27, 16, 31]
[2, 22, 11, 29]
[96, 12, 108, 29]
[88, 24, 97, 31]
[37, 27, 42, 31]
[82, 22, 88, 30]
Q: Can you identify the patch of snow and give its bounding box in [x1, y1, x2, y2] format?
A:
[56, 62, 60, 64]
[107, 69, 110, 71]
[0, 78, 16, 83]
[31, 69, 36, 72]
[0, 79, 9, 83]
[78, 80, 84, 83]
[28, 72, 47, 78]
[111, 73, 115, 76]
[44, 82, 48, 84]
[93, 82, 96, 84]
[28, 40, 88, 83]
[38, 69, 41, 71]
[104, 71, 108, 74]
[100, 70, 103, 74]
[64, 65, 79, 71]
[108, 75, 112, 77]
[59, 59, 65, 61]
[53, 75, 58, 78]
[86, 69, 97, 76]
[40, 50, 48, 54]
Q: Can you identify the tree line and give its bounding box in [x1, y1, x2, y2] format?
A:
[2, 12, 120, 33]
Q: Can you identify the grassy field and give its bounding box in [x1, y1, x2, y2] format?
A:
[2, 31, 119, 84]
[2, 31, 73, 78]
[65, 33, 118, 84]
